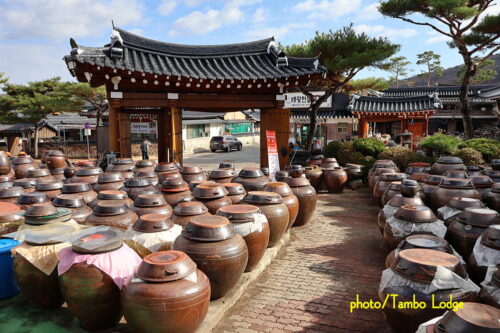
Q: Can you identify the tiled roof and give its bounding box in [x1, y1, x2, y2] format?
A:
[65, 27, 326, 81]
[382, 85, 495, 98]
[291, 109, 352, 119]
[349, 94, 441, 113]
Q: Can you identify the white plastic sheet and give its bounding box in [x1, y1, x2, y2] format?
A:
[233, 213, 267, 237]
[125, 224, 182, 252]
[437, 206, 461, 220]
[379, 266, 480, 294]
[382, 204, 399, 220]
[480, 266, 500, 304]
[386, 215, 447, 239]
[415, 314, 446, 333]
[472, 236, 500, 267]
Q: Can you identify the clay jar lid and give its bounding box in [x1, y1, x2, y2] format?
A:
[492, 183, 500, 194]
[189, 180, 216, 192]
[480, 224, 500, 249]
[379, 173, 407, 182]
[13, 178, 36, 189]
[62, 182, 92, 193]
[372, 168, 396, 176]
[132, 213, 173, 233]
[263, 182, 293, 197]
[192, 184, 228, 199]
[180, 165, 202, 175]
[393, 205, 437, 223]
[137, 250, 197, 282]
[183, 215, 235, 242]
[18, 192, 49, 205]
[93, 201, 128, 216]
[97, 190, 128, 200]
[444, 170, 469, 179]
[470, 175, 493, 188]
[161, 179, 189, 192]
[435, 302, 500, 333]
[448, 197, 484, 210]
[238, 167, 264, 178]
[483, 170, 500, 179]
[134, 194, 167, 207]
[135, 160, 155, 168]
[217, 204, 262, 223]
[12, 156, 34, 164]
[244, 191, 283, 204]
[410, 172, 430, 182]
[425, 175, 445, 185]
[209, 168, 236, 179]
[49, 168, 64, 176]
[223, 183, 246, 195]
[75, 167, 102, 176]
[35, 181, 63, 191]
[27, 169, 51, 178]
[458, 207, 499, 227]
[112, 158, 134, 165]
[437, 156, 464, 164]
[392, 248, 466, 283]
[173, 201, 208, 216]
[124, 177, 151, 188]
[387, 182, 402, 191]
[387, 194, 424, 208]
[285, 176, 311, 187]
[71, 228, 123, 254]
[398, 234, 452, 254]
[439, 177, 475, 189]
[53, 194, 86, 208]
[134, 171, 158, 179]
[154, 162, 177, 173]
[260, 167, 269, 176]
[48, 150, 64, 156]
[24, 203, 58, 217]
[97, 172, 124, 183]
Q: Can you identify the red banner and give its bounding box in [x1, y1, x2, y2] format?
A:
[266, 130, 280, 179]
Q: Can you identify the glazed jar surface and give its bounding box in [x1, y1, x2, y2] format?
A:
[323, 168, 348, 193]
[287, 178, 317, 227]
[304, 166, 323, 191]
[430, 178, 480, 211]
[232, 168, 269, 191]
[263, 182, 299, 230]
[430, 156, 467, 175]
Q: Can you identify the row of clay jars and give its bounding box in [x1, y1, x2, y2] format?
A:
[173, 215, 248, 300]
[430, 178, 481, 212]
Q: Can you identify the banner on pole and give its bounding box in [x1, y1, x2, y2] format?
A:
[266, 130, 280, 180]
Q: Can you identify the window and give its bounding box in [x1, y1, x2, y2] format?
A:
[187, 124, 206, 139]
[338, 123, 348, 133]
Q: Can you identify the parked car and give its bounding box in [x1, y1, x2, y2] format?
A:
[210, 135, 242, 152]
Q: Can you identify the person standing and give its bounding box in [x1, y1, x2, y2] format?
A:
[140, 139, 151, 160]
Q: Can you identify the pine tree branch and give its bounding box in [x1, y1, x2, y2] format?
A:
[396, 16, 453, 37]
[470, 35, 500, 54]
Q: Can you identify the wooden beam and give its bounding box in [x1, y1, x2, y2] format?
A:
[260, 108, 290, 168]
[108, 98, 120, 152]
[157, 107, 183, 163]
[118, 112, 132, 158]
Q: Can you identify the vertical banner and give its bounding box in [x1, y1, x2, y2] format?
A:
[266, 130, 280, 180]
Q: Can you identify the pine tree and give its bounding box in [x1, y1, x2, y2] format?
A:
[416, 51, 444, 87]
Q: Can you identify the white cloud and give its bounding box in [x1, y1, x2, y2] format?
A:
[169, 0, 257, 36]
[426, 31, 450, 44]
[354, 24, 417, 39]
[246, 22, 315, 41]
[185, 0, 207, 6]
[292, 0, 362, 20]
[158, 0, 177, 16]
[356, 2, 381, 21]
[0, 0, 144, 41]
[253, 7, 267, 23]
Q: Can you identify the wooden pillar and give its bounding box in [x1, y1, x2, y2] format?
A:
[260, 108, 291, 168]
[424, 118, 429, 136]
[108, 99, 120, 153]
[118, 112, 131, 158]
[157, 107, 183, 163]
[357, 119, 369, 138]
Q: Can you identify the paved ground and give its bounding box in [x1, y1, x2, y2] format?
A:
[214, 189, 392, 333]
[183, 145, 260, 170]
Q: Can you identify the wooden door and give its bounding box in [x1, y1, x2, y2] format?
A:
[407, 121, 425, 147]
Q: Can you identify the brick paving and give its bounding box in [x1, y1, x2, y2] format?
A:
[214, 189, 392, 333]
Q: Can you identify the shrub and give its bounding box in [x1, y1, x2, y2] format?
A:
[378, 146, 417, 171]
[419, 133, 461, 156]
[454, 148, 484, 166]
[353, 138, 385, 157]
[323, 141, 343, 158]
[458, 138, 500, 162]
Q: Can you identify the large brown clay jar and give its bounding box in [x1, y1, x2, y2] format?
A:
[232, 168, 269, 191]
[286, 177, 317, 227]
[485, 183, 500, 213]
[12, 156, 37, 179]
[0, 152, 12, 175]
[53, 194, 92, 224]
[243, 191, 288, 247]
[373, 173, 407, 207]
[121, 251, 211, 333]
[320, 158, 339, 169]
[430, 156, 467, 175]
[121, 177, 159, 201]
[430, 178, 480, 212]
[70, 167, 103, 185]
[34, 181, 63, 200]
[438, 197, 484, 224]
[171, 201, 210, 227]
[92, 172, 125, 193]
[192, 183, 232, 214]
[131, 193, 173, 218]
[323, 167, 348, 193]
[223, 183, 246, 204]
[421, 175, 445, 204]
[470, 175, 493, 201]
[467, 224, 500, 284]
[61, 182, 97, 204]
[85, 201, 138, 230]
[381, 182, 401, 207]
[304, 166, 323, 192]
[369, 167, 396, 190]
[217, 205, 270, 272]
[88, 190, 133, 209]
[160, 179, 193, 207]
[46, 150, 66, 170]
[173, 215, 248, 300]
[378, 195, 424, 234]
[180, 165, 207, 183]
[263, 182, 299, 230]
[208, 168, 236, 184]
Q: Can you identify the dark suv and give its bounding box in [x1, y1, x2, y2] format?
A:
[210, 135, 242, 152]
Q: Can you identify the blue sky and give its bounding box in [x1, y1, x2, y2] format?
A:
[0, 0, 498, 84]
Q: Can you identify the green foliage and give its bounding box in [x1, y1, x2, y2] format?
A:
[67, 84, 107, 125]
[353, 138, 385, 157]
[378, 146, 417, 170]
[457, 57, 497, 84]
[419, 133, 462, 156]
[387, 56, 411, 87]
[454, 148, 484, 166]
[416, 51, 444, 86]
[458, 138, 500, 162]
[349, 77, 391, 92]
[323, 141, 343, 158]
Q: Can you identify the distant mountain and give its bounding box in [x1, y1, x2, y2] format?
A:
[396, 53, 500, 87]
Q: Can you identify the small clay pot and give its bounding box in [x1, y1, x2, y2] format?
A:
[232, 168, 269, 191]
[180, 165, 207, 183]
[131, 194, 173, 218]
[208, 168, 236, 183]
[53, 194, 92, 224]
[34, 180, 63, 200]
[85, 200, 138, 230]
[121, 177, 159, 201]
[61, 182, 97, 204]
[171, 201, 210, 227]
[160, 179, 193, 207]
[223, 183, 246, 204]
[93, 172, 125, 193]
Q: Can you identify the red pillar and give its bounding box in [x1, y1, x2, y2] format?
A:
[357, 119, 369, 138]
